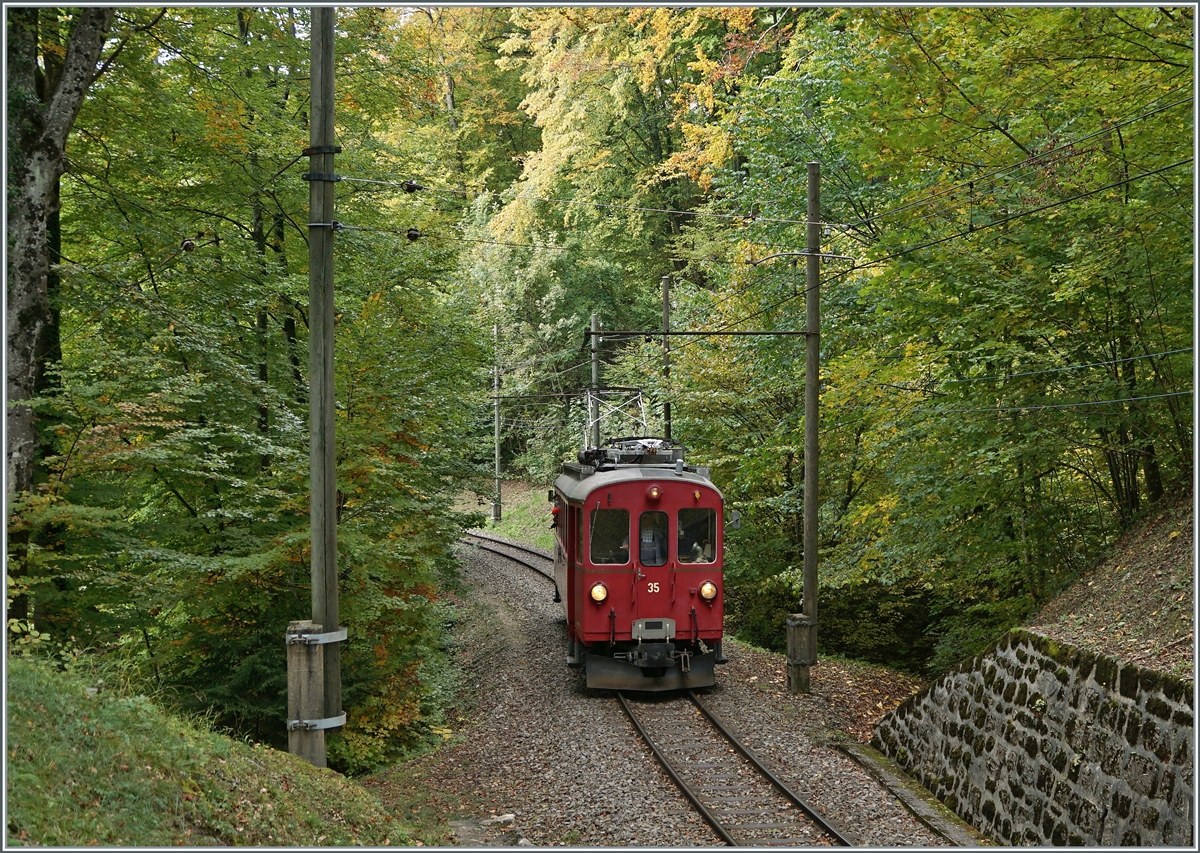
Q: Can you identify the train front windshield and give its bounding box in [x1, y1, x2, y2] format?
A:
[586, 503, 717, 565]
[590, 508, 629, 564]
[679, 507, 716, 563]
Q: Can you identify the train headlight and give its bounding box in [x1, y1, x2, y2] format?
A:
[590, 582, 609, 603]
[699, 580, 718, 601]
[647, 485, 662, 501]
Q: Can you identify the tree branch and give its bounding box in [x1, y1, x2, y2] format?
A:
[93, 8, 168, 81]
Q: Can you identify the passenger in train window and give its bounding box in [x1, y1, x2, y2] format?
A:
[639, 511, 668, 565]
[679, 507, 716, 562]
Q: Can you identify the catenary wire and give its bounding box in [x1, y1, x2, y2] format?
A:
[589, 157, 1193, 402]
[938, 349, 1194, 384]
[335, 148, 1190, 410]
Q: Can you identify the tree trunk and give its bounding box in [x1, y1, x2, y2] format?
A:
[6, 7, 114, 497]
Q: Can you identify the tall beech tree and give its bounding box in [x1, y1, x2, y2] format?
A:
[7, 7, 114, 497]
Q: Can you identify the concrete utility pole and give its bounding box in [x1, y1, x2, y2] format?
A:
[288, 6, 344, 767]
[788, 161, 821, 694]
[590, 313, 601, 448]
[662, 275, 671, 440]
[493, 324, 502, 522]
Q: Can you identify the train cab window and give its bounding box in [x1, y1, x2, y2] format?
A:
[679, 507, 717, 563]
[639, 511, 669, 566]
[589, 508, 629, 564]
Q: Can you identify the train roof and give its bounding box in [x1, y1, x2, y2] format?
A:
[554, 464, 722, 503]
[553, 437, 722, 502]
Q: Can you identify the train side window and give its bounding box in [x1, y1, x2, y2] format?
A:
[679, 507, 716, 563]
[639, 511, 668, 566]
[572, 506, 582, 566]
[589, 508, 629, 564]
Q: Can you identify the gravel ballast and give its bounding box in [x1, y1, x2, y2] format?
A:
[365, 539, 961, 847]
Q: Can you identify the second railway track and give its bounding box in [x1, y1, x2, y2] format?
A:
[618, 690, 858, 847]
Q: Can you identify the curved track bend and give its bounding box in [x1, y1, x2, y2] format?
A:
[462, 531, 857, 847]
[462, 531, 555, 583]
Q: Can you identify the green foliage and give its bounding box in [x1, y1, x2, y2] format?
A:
[440, 7, 1192, 675]
[669, 6, 1192, 673]
[926, 596, 1040, 675]
[17, 7, 487, 771]
[401, 7, 541, 193]
[818, 579, 936, 673]
[723, 572, 800, 655]
[449, 8, 797, 479]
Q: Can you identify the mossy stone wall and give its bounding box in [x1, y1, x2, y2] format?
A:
[873, 629, 1193, 846]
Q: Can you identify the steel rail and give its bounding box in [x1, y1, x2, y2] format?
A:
[460, 534, 555, 583]
[464, 530, 553, 562]
[615, 692, 739, 847]
[469, 535, 854, 845]
[687, 690, 857, 846]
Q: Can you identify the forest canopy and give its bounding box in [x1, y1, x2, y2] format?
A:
[7, 6, 1192, 770]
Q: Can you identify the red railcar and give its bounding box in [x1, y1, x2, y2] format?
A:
[551, 437, 726, 690]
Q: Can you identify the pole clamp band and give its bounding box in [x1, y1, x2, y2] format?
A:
[302, 145, 343, 155]
[302, 172, 341, 182]
[787, 656, 815, 668]
[287, 712, 346, 731]
[286, 627, 348, 646]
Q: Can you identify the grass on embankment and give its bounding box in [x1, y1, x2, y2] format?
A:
[5, 654, 413, 847]
[469, 479, 556, 552]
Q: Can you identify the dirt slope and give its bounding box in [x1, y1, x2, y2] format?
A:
[1028, 482, 1194, 680]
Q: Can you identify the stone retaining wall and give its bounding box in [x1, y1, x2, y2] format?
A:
[873, 629, 1193, 846]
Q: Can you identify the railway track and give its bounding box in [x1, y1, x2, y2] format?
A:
[461, 531, 555, 583]
[464, 531, 856, 846]
[618, 690, 858, 847]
